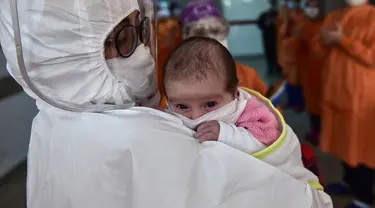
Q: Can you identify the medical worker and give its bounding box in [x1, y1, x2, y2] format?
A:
[156, 1, 182, 96]
[257, 0, 280, 75]
[312, 1, 375, 207]
[277, 0, 305, 112]
[275, 0, 325, 180]
[282, 0, 324, 145]
[277, 0, 303, 74]
[0, 0, 332, 207]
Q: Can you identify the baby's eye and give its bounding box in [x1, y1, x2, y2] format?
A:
[205, 101, 217, 108]
[176, 104, 189, 110]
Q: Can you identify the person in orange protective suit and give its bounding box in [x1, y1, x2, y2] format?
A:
[236, 62, 267, 95]
[157, 0, 267, 109]
[312, 1, 375, 207]
[156, 1, 182, 97]
[277, 0, 303, 75]
[282, 0, 325, 145]
[277, 0, 306, 112]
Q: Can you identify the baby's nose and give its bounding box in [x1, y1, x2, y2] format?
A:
[190, 109, 204, 120]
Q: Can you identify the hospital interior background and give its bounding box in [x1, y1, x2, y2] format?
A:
[1, 0, 375, 207]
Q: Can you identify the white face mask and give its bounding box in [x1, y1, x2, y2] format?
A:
[304, 7, 319, 18]
[168, 89, 249, 130]
[219, 38, 229, 49]
[107, 45, 158, 107]
[345, 0, 367, 6]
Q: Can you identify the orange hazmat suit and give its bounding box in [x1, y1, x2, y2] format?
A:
[283, 17, 325, 115]
[313, 4, 375, 168]
[156, 18, 182, 96]
[277, 10, 305, 84]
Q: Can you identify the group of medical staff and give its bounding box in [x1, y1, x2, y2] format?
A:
[0, 0, 374, 206]
[276, 0, 375, 207]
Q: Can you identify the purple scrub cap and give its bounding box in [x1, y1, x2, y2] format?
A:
[180, 0, 223, 25]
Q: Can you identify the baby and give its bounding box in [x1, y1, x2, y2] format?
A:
[162, 36, 324, 192]
[163, 36, 281, 154]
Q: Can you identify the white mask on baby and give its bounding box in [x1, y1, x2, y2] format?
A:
[106, 45, 158, 106]
[304, 7, 319, 18]
[168, 89, 249, 130]
[345, 0, 367, 6]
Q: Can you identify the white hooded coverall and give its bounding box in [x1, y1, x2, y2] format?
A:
[0, 0, 332, 207]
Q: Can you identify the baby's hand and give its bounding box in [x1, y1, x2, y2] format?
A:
[195, 121, 220, 143]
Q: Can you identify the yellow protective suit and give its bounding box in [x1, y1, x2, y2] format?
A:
[313, 3, 375, 168]
[283, 17, 325, 115]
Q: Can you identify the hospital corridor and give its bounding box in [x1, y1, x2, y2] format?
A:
[1, 0, 375, 207]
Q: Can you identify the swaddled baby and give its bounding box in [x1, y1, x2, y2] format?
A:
[163, 36, 281, 153]
[162, 36, 324, 192]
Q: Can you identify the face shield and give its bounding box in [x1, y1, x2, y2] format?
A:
[2, 0, 157, 112]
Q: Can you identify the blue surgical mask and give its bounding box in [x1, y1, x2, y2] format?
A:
[287, 2, 297, 9]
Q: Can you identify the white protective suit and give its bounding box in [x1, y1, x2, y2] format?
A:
[0, 0, 333, 207]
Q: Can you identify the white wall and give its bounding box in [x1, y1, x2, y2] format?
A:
[222, 0, 270, 56]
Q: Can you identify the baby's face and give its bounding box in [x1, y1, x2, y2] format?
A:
[166, 76, 235, 119]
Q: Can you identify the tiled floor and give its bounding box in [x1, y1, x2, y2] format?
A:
[0, 56, 372, 207]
